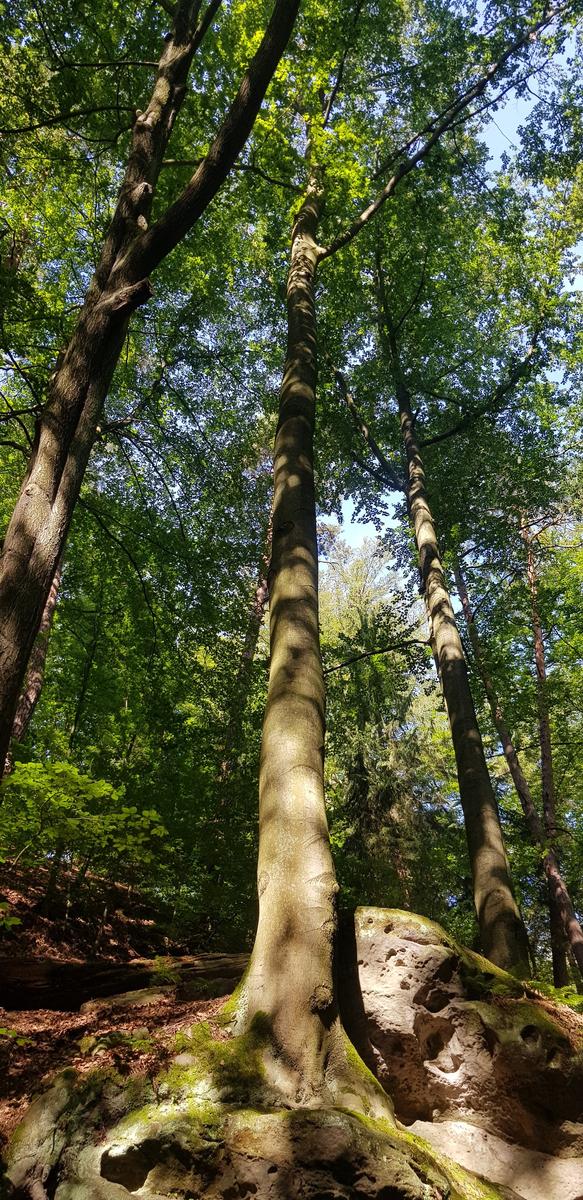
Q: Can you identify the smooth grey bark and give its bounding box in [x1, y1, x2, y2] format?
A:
[0, 0, 300, 774]
[454, 557, 583, 982]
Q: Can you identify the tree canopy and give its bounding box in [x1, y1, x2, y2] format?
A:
[1, 0, 582, 1032]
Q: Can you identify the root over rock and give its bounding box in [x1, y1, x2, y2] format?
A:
[2, 1066, 514, 1200]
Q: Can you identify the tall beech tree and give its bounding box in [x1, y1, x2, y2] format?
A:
[224, 2, 577, 1094]
[454, 555, 583, 982]
[0, 0, 300, 773]
[229, 170, 363, 1102]
[334, 322, 530, 973]
[522, 522, 575, 984]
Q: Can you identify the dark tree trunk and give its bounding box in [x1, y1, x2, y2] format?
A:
[373, 257, 530, 976]
[454, 556, 583, 982]
[523, 530, 573, 987]
[3, 560, 61, 777]
[0, 0, 300, 774]
[219, 525, 271, 782]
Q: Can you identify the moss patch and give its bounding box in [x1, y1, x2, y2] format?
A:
[164, 1012, 272, 1104]
[392, 1125, 509, 1200]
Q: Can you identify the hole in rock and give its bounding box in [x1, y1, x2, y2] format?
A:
[482, 1023, 499, 1056]
[435, 955, 457, 984]
[101, 1145, 151, 1192]
[520, 1025, 540, 1045]
[425, 1029, 448, 1060]
[419, 988, 450, 1012]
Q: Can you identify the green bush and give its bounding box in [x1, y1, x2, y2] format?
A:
[0, 761, 167, 882]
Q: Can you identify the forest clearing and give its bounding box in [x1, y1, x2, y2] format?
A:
[0, 0, 582, 1196]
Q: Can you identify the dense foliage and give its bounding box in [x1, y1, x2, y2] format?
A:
[1, 0, 581, 979]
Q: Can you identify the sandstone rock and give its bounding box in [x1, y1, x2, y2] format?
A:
[5, 1088, 511, 1199]
[410, 1119, 583, 1200]
[5, 909, 583, 1199]
[339, 907, 583, 1198]
[79, 987, 174, 1014]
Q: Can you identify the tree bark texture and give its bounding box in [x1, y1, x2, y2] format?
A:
[2, 560, 61, 777]
[454, 557, 583, 981]
[0, 0, 300, 774]
[219, 522, 271, 782]
[374, 261, 530, 976]
[523, 530, 577, 986]
[233, 179, 388, 1114]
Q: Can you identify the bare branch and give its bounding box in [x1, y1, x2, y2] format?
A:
[419, 343, 539, 448]
[394, 244, 429, 334]
[319, 4, 568, 260]
[333, 364, 406, 493]
[322, 0, 365, 126]
[78, 498, 158, 650]
[324, 638, 428, 674]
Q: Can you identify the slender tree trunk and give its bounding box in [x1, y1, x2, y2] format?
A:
[454, 557, 583, 981]
[232, 175, 388, 1114]
[523, 530, 572, 986]
[219, 521, 271, 781]
[0, 0, 299, 774]
[2, 560, 61, 777]
[69, 584, 104, 750]
[41, 839, 65, 919]
[373, 261, 529, 976]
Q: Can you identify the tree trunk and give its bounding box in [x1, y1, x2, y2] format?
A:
[374, 259, 530, 977]
[219, 523, 271, 781]
[2, 560, 61, 777]
[454, 556, 583, 981]
[231, 176, 388, 1114]
[69, 578, 104, 750]
[0, 0, 300, 774]
[523, 530, 572, 987]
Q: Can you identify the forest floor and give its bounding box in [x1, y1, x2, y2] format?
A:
[0, 988, 230, 1153]
[0, 864, 190, 962]
[0, 866, 231, 1156]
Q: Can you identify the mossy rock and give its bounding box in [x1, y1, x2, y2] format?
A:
[80, 987, 174, 1014]
[4, 1077, 512, 1198]
[3, 1019, 514, 1199]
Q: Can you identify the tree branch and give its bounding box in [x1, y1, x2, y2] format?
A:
[319, 4, 567, 260]
[322, 0, 365, 127]
[393, 244, 429, 334]
[333, 364, 406, 493]
[126, 0, 301, 276]
[324, 638, 428, 674]
[419, 342, 539, 448]
[0, 105, 135, 136]
[78, 498, 158, 650]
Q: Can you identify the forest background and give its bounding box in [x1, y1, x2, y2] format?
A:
[0, 0, 582, 991]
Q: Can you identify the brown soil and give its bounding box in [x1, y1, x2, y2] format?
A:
[0, 864, 188, 963]
[0, 988, 231, 1154]
[0, 865, 235, 1159]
